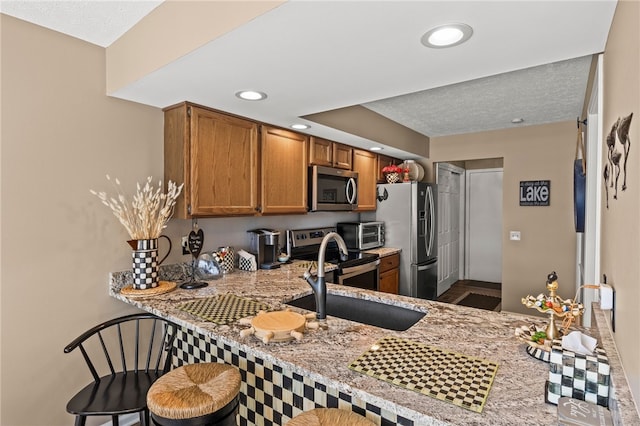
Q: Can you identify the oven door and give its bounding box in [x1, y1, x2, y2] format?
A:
[337, 259, 380, 291]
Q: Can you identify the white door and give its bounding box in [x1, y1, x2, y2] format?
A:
[465, 168, 503, 283]
[436, 163, 464, 296]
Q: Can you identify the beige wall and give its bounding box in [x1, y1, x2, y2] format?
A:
[601, 0, 640, 406]
[106, 1, 284, 94]
[426, 121, 578, 314]
[1, 16, 164, 425]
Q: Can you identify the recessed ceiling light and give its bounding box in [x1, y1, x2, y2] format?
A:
[235, 90, 267, 101]
[511, 118, 525, 124]
[370, 147, 383, 151]
[421, 23, 473, 48]
[291, 124, 310, 130]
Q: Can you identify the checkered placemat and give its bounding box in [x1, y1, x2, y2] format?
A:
[178, 294, 270, 325]
[349, 336, 498, 413]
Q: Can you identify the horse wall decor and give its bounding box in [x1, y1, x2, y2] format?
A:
[604, 112, 633, 209]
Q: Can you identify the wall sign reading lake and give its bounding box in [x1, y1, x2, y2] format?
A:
[520, 180, 550, 206]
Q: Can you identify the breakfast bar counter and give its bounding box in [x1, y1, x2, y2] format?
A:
[109, 263, 633, 425]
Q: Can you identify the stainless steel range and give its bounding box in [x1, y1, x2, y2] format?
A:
[286, 226, 380, 291]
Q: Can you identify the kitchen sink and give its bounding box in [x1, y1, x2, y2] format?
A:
[285, 293, 425, 331]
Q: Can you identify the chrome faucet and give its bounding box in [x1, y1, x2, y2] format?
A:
[303, 232, 348, 321]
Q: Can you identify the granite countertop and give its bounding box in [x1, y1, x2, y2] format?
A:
[364, 247, 401, 257]
[109, 263, 629, 425]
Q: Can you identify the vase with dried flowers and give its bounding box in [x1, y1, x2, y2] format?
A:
[91, 175, 184, 289]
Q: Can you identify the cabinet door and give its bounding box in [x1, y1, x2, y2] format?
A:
[309, 137, 333, 167]
[352, 149, 377, 211]
[332, 143, 353, 170]
[261, 126, 308, 214]
[379, 268, 399, 294]
[189, 107, 259, 216]
[164, 103, 259, 218]
[379, 253, 400, 273]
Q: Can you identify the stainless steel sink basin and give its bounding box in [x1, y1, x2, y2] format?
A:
[286, 293, 425, 331]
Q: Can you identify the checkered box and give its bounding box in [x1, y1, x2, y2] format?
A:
[239, 256, 256, 272]
[546, 340, 610, 407]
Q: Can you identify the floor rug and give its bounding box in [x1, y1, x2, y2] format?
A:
[349, 336, 498, 413]
[454, 292, 501, 311]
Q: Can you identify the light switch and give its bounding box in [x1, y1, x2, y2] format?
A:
[509, 231, 521, 241]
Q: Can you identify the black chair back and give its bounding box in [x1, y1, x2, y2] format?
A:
[64, 313, 178, 426]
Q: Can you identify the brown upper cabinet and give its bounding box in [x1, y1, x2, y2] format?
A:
[164, 103, 259, 218]
[260, 126, 308, 215]
[309, 137, 353, 170]
[352, 149, 377, 211]
[376, 154, 402, 183]
[165, 102, 402, 217]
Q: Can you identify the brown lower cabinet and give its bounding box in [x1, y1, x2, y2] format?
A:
[378, 253, 400, 294]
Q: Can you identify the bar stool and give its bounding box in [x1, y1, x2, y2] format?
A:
[147, 363, 241, 426]
[287, 408, 376, 425]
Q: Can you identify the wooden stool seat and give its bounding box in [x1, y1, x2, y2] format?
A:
[147, 363, 240, 426]
[287, 408, 376, 425]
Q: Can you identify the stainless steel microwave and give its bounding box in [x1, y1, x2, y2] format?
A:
[337, 221, 385, 250]
[308, 165, 358, 211]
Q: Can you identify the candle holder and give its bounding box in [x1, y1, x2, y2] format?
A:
[521, 271, 584, 340]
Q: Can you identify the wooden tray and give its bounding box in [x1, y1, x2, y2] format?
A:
[120, 281, 176, 298]
[239, 310, 317, 343]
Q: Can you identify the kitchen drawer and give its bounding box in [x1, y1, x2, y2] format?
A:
[379, 253, 399, 273]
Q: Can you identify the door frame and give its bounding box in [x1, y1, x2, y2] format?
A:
[580, 54, 604, 326]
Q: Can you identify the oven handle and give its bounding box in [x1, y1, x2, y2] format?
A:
[339, 259, 380, 278]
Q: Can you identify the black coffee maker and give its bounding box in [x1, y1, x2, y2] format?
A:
[247, 229, 281, 269]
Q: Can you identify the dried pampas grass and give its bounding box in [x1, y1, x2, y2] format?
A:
[90, 175, 184, 240]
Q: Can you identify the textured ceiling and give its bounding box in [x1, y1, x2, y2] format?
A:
[0, 1, 617, 158]
[364, 55, 593, 137]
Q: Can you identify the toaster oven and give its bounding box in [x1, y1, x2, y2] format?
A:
[337, 222, 385, 250]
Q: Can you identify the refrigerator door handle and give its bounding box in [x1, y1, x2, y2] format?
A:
[427, 186, 435, 257]
[423, 187, 429, 255]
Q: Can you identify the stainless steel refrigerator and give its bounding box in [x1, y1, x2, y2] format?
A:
[366, 182, 437, 299]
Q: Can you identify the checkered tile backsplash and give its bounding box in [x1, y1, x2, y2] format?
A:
[173, 327, 415, 425]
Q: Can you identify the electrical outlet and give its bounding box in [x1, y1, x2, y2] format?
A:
[509, 231, 521, 241]
[600, 284, 614, 310]
[181, 236, 190, 255]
